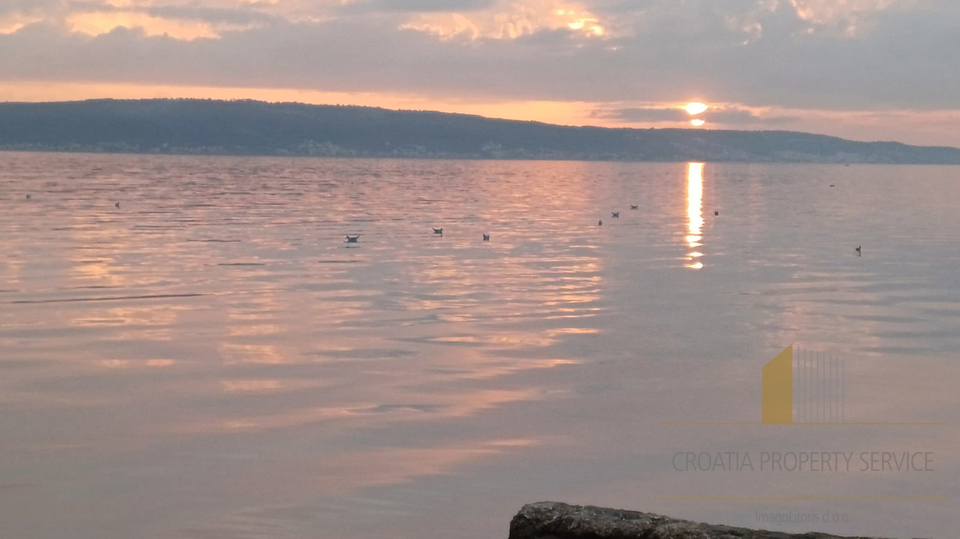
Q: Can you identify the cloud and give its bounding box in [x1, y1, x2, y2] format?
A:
[591, 105, 798, 126]
[342, 0, 499, 14]
[593, 107, 691, 123]
[398, 0, 606, 39]
[0, 0, 957, 114]
[64, 1, 280, 26]
[0, 0, 67, 24]
[138, 4, 278, 25]
[0, 0, 62, 15]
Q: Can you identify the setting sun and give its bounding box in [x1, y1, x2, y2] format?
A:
[690, 119, 706, 127]
[685, 102, 709, 115]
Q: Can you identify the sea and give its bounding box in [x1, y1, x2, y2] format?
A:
[1, 152, 957, 539]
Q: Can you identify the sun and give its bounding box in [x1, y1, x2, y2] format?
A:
[690, 119, 706, 127]
[685, 102, 709, 115]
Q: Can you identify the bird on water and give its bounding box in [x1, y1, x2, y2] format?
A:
[630, 205, 638, 210]
[433, 228, 443, 235]
[611, 212, 619, 218]
[856, 246, 861, 256]
[26, 194, 31, 200]
[345, 235, 360, 243]
[598, 220, 603, 226]
[115, 202, 120, 208]
[482, 234, 490, 241]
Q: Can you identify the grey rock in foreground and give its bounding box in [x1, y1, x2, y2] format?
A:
[509, 502, 905, 539]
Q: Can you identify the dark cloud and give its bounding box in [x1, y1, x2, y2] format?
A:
[342, 0, 498, 14]
[140, 5, 278, 25]
[592, 105, 797, 125]
[592, 107, 689, 123]
[65, 1, 279, 25]
[707, 108, 796, 125]
[0, 0, 64, 16]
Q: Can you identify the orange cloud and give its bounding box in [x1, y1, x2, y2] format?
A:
[67, 11, 219, 39]
[401, 0, 606, 39]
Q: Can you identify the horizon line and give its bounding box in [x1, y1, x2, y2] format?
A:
[660, 498, 947, 501]
[659, 422, 947, 426]
[2, 98, 958, 151]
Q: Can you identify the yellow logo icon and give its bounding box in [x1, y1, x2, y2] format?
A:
[762, 346, 794, 424]
[764, 345, 845, 424]
[663, 345, 942, 426]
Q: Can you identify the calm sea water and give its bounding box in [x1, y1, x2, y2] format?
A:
[1, 152, 957, 539]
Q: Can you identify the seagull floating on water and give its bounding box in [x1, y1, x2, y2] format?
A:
[714, 211, 719, 216]
[855, 245, 861, 256]
[611, 212, 619, 218]
[115, 202, 120, 208]
[630, 205, 638, 210]
[830, 184, 835, 187]
[345, 235, 360, 243]
[598, 220, 603, 226]
[26, 194, 31, 200]
[433, 228, 443, 235]
[482, 233, 490, 241]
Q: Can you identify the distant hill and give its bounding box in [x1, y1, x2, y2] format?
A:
[1, 99, 959, 164]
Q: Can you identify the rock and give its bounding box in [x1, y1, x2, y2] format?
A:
[508, 502, 906, 539]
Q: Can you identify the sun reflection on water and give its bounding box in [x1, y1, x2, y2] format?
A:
[685, 162, 705, 269]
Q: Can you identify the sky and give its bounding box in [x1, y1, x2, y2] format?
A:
[1, 0, 958, 146]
